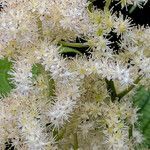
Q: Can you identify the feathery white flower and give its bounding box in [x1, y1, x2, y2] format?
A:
[101, 101, 131, 150]
[59, 0, 89, 34]
[116, 0, 148, 8]
[93, 59, 133, 85]
[114, 14, 133, 36]
[133, 130, 144, 144]
[48, 98, 77, 128]
[130, 0, 148, 7]
[9, 58, 33, 95]
[79, 122, 94, 138]
[18, 112, 55, 150]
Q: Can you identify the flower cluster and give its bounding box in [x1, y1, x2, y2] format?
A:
[0, 0, 149, 149]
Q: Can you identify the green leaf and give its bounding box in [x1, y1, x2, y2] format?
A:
[133, 86, 150, 149]
[0, 58, 14, 97]
[32, 63, 44, 78]
[32, 64, 55, 98]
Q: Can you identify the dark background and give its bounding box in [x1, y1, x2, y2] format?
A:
[91, 0, 150, 54]
[93, 0, 150, 25]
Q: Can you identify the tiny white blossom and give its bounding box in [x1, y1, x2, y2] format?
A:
[48, 98, 77, 128]
[9, 58, 33, 95]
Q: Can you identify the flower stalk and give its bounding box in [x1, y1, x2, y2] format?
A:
[73, 132, 78, 150]
[118, 75, 143, 100]
[105, 78, 117, 101]
[59, 41, 89, 48]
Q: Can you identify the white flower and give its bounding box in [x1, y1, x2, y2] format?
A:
[59, 0, 89, 34]
[101, 101, 131, 150]
[18, 112, 55, 150]
[9, 58, 33, 95]
[139, 57, 150, 77]
[131, 0, 148, 7]
[48, 98, 77, 128]
[114, 14, 133, 36]
[88, 35, 112, 53]
[79, 122, 94, 138]
[93, 59, 133, 85]
[116, 0, 148, 8]
[133, 130, 144, 144]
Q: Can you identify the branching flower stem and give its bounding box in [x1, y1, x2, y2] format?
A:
[59, 46, 83, 55]
[33, 64, 55, 98]
[105, 78, 117, 101]
[53, 128, 66, 141]
[129, 124, 133, 139]
[59, 41, 89, 48]
[73, 132, 78, 150]
[105, 75, 143, 101]
[104, 0, 112, 11]
[117, 75, 143, 100]
[36, 15, 44, 41]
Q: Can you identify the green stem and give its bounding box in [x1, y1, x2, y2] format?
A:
[59, 41, 89, 48]
[37, 15, 44, 41]
[55, 128, 66, 141]
[40, 65, 55, 98]
[129, 124, 133, 139]
[45, 123, 66, 141]
[59, 46, 83, 55]
[88, 0, 96, 12]
[117, 75, 143, 100]
[105, 79, 117, 101]
[73, 132, 78, 150]
[104, 0, 112, 11]
[129, 5, 137, 14]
